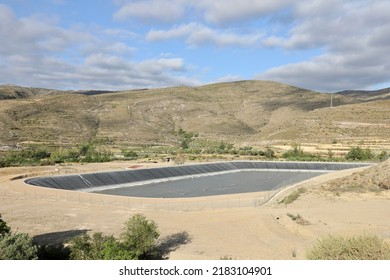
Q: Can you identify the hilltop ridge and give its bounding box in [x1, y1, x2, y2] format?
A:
[0, 80, 389, 157]
[336, 87, 390, 101]
[0, 84, 119, 100]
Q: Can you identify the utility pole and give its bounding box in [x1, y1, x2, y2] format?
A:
[330, 92, 333, 108]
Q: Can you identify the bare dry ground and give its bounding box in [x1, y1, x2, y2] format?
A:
[1, 159, 389, 260]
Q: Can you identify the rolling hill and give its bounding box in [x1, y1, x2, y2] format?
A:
[1, 80, 389, 156]
[336, 87, 390, 101]
[0, 84, 117, 100]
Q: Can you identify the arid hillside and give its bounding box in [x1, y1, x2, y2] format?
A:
[1, 80, 389, 156]
[320, 158, 390, 193]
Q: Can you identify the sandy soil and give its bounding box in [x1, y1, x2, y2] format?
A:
[1, 160, 389, 260]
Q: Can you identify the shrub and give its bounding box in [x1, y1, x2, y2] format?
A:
[37, 243, 70, 260]
[283, 143, 304, 158]
[123, 150, 138, 159]
[287, 213, 311, 225]
[0, 148, 52, 167]
[68, 214, 160, 260]
[181, 139, 190, 150]
[379, 178, 390, 190]
[69, 232, 112, 260]
[306, 234, 390, 260]
[218, 141, 226, 152]
[178, 128, 195, 150]
[120, 214, 160, 259]
[345, 146, 374, 161]
[279, 188, 307, 205]
[0, 214, 10, 237]
[264, 147, 275, 159]
[79, 143, 94, 156]
[100, 238, 137, 260]
[282, 144, 322, 161]
[378, 151, 388, 161]
[0, 233, 38, 260]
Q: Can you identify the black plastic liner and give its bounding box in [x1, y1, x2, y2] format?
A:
[25, 161, 370, 191]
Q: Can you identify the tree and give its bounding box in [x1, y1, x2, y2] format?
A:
[100, 238, 136, 260]
[69, 232, 137, 260]
[69, 232, 110, 260]
[0, 214, 10, 237]
[178, 128, 195, 150]
[345, 146, 373, 161]
[0, 233, 38, 260]
[68, 214, 160, 260]
[120, 214, 160, 259]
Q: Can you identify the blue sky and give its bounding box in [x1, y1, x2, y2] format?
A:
[1, 0, 389, 92]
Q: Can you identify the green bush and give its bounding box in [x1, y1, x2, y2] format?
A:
[178, 128, 196, 150]
[69, 232, 108, 260]
[100, 238, 137, 260]
[121, 213, 160, 259]
[123, 150, 138, 159]
[264, 147, 275, 159]
[0, 233, 38, 260]
[306, 234, 390, 260]
[68, 214, 160, 260]
[79, 143, 94, 156]
[218, 141, 226, 152]
[0, 144, 114, 167]
[0, 214, 11, 237]
[345, 146, 374, 161]
[283, 144, 304, 157]
[282, 144, 323, 161]
[69, 232, 136, 260]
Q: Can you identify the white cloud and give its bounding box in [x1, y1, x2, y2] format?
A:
[76, 55, 196, 89]
[147, 23, 263, 47]
[0, 4, 200, 90]
[195, 0, 293, 25]
[0, 4, 88, 56]
[103, 28, 139, 39]
[213, 74, 244, 83]
[258, 0, 390, 91]
[258, 50, 390, 92]
[112, 0, 390, 91]
[1, 51, 198, 90]
[2, 1, 390, 92]
[82, 41, 136, 57]
[138, 58, 185, 74]
[113, 0, 185, 22]
[114, 0, 293, 25]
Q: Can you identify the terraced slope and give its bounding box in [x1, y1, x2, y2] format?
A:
[0, 80, 389, 155]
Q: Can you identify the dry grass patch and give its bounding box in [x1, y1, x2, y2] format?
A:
[286, 213, 311, 226]
[306, 234, 390, 260]
[279, 187, 307, 204]
[321, 159, 390, 194]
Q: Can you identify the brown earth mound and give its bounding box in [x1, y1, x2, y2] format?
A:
[321, 159, 390, 193]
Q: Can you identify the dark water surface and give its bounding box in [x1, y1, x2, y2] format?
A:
[94, 170, 325, 198]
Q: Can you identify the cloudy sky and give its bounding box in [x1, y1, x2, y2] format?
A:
[1, 0, 389, 92]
